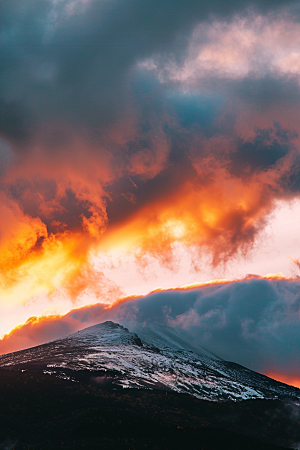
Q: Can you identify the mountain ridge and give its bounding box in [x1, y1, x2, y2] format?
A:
[0, 320, 299, 402]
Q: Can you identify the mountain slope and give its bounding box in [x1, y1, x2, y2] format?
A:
[0, 321, 299, 402]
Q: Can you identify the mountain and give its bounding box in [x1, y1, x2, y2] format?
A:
[0, 320, 299, 402]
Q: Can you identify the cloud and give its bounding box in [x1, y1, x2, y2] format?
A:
[1, 0, 300, 305]
[0, 302, 108, 355]
[152, 13, 300, 82]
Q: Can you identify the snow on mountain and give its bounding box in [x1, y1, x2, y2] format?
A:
[0, 320, 299, 402]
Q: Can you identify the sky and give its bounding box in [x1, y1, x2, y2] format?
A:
[1, 0, 300, 386]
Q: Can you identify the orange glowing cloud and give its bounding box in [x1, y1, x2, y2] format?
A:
[1, 108, 298, 310]
[0, 302, 108, 355]
[0, 134, 115, 306]
[101, 157, 284, 267]
[0, 230, 89, 306]
[0, 117, 297, 309]
[0, 151, 123, 308]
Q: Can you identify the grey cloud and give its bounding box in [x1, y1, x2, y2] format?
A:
[0, 0, 294, 144]
[230, 124, 296, 177]
[232, 76, 300, 107]
[0, 138, 13, 175]
[108, 278, 300, 377]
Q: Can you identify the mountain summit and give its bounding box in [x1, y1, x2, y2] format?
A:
[0, 320, 299, 402]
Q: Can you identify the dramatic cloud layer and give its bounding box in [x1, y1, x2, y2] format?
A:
[1, 0, 300, 308]
[2, 276, 300, 387]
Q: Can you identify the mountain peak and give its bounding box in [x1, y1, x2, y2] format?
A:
[0, 321, 299, 402]
[71, 320, 142, 347]
[97, 321, 127, 329]
[76, 320, 128, 334]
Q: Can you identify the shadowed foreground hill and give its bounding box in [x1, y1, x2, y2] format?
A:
[0, 368, 298, 450]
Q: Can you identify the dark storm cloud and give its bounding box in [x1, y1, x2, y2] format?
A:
[230, 124, 296, 177]
[232, 76, 300, 108]
[0, 0, 294, 143]
[0, 139, 13, 175]
[8, 179, 93, 233]
[106, 278, 300, 377]
[105, 158, 197, 226]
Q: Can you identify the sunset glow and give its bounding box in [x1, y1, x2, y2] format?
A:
[266, 373, 300, 390]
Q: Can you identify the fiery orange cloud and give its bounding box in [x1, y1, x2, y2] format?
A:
[0, 135, 115, 306]
[0, 125, 297, 308]
[0, 302, 107, 355]
[0, 205, 94, 306]
[101, 159, 283, 267]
